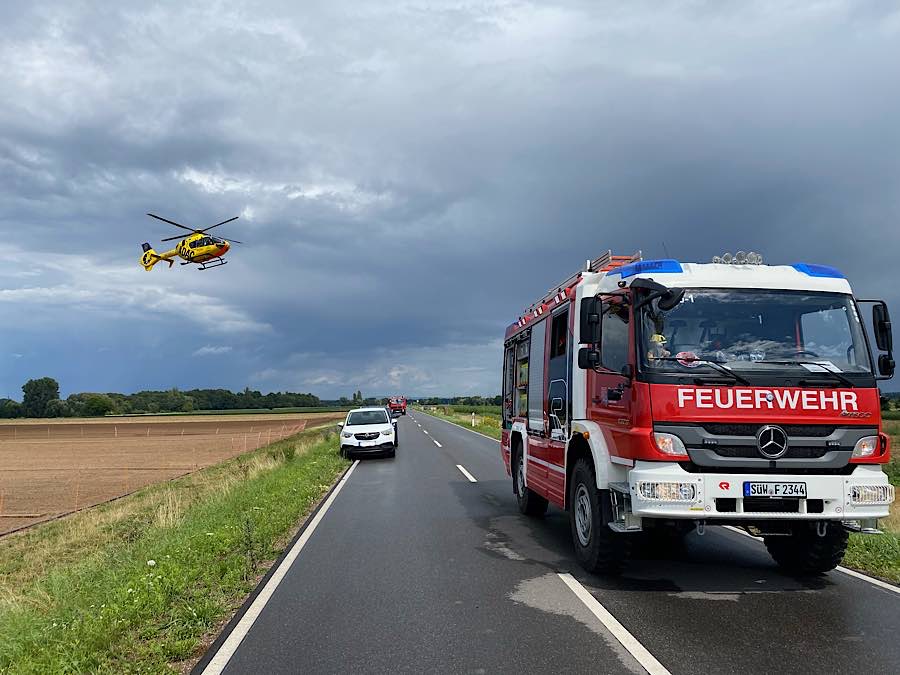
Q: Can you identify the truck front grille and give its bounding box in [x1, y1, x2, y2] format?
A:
[701, 423, 836, 437]
[714, 446, 829, 459]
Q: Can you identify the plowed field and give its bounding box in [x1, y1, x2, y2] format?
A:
[0, 412, 343, 535]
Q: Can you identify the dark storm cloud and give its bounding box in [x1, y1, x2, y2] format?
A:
[1, 1, 899, 397]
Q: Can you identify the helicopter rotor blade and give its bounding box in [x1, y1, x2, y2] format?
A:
[159, 234, 188, 242]
[146, 213, 197, 232]
[201, 216, 239, 232]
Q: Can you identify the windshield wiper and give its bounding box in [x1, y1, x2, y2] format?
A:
[753, 360, 857, 388]
[649, 357, 751, 385]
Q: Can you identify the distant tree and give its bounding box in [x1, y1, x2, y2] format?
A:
[82, 394, 116, 417]
[22, 377, 61, 418]
[45, 398, 70, 418]
[0, 399, 23, 418]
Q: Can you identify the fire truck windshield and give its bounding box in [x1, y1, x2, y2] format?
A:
[638, 289, 872, 378]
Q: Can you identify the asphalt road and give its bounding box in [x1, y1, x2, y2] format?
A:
[198, 412, 900, 675]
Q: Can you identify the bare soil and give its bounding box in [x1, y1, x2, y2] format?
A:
[0, 413, 343, 535]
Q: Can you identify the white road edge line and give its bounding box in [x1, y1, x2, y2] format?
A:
[433, 439, 442, 448]
[558, 573, 671, 675]
[456, 464, 477, 482]
[723, 525, 900, 595]
[201, 460, 361, 674]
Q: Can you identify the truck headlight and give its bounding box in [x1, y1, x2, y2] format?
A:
[653, 432, 689, 458]
[637, 481, 697, 502]
[850, 485, 895, 505]
[342, 432, 353, 439]
[851, 436, 879, 459]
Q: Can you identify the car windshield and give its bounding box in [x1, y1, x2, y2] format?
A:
[347, 410, 389, 426]
[639, 289, 871, 375]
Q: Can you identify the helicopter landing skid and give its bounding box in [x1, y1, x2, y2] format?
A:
[196, 258, 227, 271]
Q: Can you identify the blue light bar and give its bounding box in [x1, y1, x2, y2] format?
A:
[609, 259, 683, 279]
[791, 263, 844, 279]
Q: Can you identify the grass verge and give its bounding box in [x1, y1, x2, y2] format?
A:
[0, 427, 348, 673]
[414, 405, 502, 440]
[843, 421, 899, 584]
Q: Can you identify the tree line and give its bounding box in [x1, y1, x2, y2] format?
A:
[0, 378, 323, 418]
[411, 395, 502, 407]
[0, 377, 503, 419]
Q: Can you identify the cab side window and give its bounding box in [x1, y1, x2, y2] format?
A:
[601, 303, 630, 374]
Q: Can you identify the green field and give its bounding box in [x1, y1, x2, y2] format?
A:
[415, 404, 503, 439]
[0, 426, 349, 673]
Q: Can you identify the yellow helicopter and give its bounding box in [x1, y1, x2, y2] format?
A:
[140, 213, 243, 271]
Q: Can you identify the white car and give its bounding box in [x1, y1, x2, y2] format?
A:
[340, 407, 397, 459]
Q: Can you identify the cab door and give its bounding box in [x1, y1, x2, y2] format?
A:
[544, 304, 571, 506]
[586, 296, 634, 460]
[525, 319, 549, 492]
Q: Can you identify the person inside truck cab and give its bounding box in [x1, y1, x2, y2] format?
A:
[646, 333, 671, 364]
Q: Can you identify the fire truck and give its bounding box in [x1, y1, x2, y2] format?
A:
[501, 251, 896, 575]
[388, 396, 407, 415]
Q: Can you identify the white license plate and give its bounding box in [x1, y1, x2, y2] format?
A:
[743, 482, 807, 498]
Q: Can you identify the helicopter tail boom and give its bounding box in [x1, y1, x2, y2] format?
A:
[140, 243, 176, 271]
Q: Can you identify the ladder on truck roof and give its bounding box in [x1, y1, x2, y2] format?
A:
[523, 250, 642, 315]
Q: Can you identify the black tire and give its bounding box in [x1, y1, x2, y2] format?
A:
[568, 459, 629, 574]
[764, 522, 848, 575]
[386, 449, 396, 459]
[513, 448, 548, 516]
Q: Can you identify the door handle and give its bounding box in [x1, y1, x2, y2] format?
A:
[607, 385, 625, 402]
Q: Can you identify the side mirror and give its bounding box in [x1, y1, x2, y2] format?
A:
[578, 347, 601, 369]
[657, 287, 685, 311]
[579, 297, 602, 344]
[873, 303, 893, 352]
[879, 354, 895, 378]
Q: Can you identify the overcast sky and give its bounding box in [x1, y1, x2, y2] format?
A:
[2, 1, 899, 399]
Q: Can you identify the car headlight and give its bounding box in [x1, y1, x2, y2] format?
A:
[851, 436, 879, 459]
[381, 429, 393, 436]
[653, 432, 689, 458]
[342, 432, 353, 439]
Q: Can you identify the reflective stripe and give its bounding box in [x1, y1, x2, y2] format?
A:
[528, 454, 566, 474]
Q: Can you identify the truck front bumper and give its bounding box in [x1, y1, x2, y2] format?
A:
[626, 461, 894, 521]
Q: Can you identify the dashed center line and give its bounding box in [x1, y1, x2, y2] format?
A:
[423, 430, 429, 435]
[456, 464, 477, 482]
[433, 439, 442, 448]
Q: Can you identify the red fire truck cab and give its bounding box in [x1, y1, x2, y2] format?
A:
[501, 251, 895, 575]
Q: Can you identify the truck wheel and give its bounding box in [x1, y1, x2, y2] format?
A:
[514, 449, 548, 516]
[569, 459, 629, 574]
[764, 523, 848, 574]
